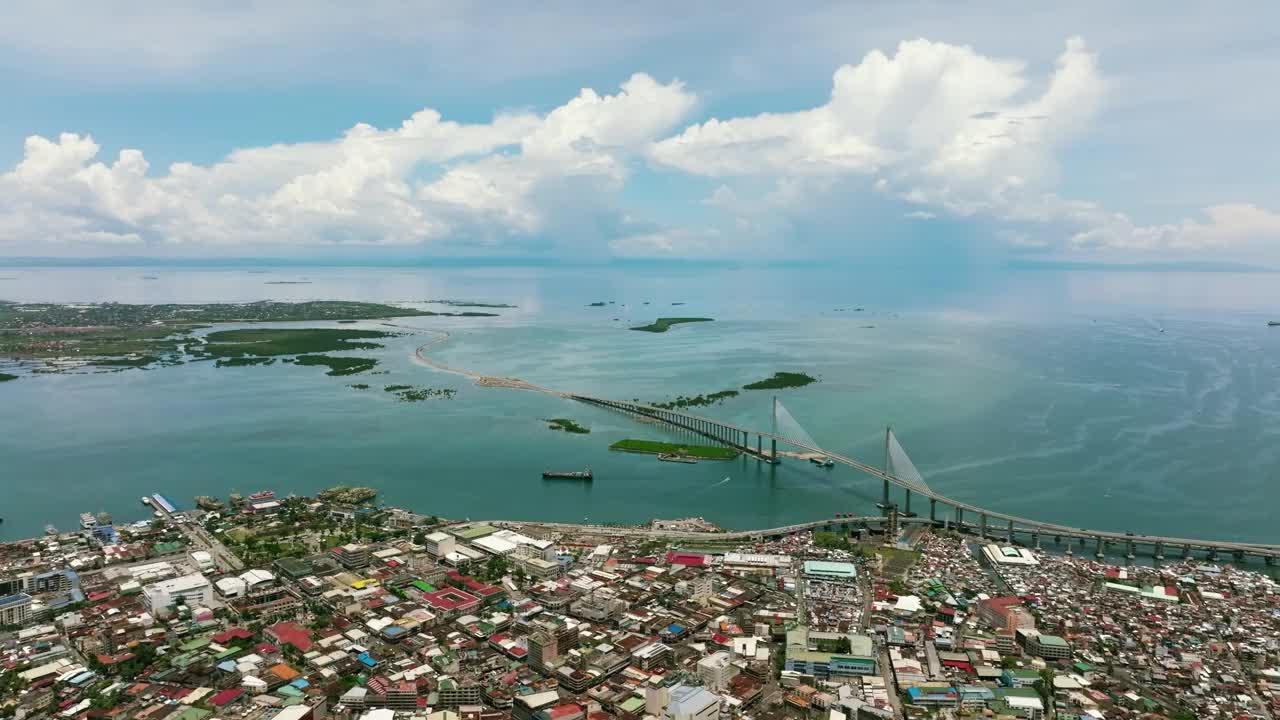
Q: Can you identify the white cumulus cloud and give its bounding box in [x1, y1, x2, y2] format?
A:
[651, 37, 1100, 197]
[0, 73, 696, 252]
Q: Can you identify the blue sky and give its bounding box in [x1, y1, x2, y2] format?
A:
[2, 1, 1278, 263]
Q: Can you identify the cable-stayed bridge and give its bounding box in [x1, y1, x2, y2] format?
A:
[570, 393, 1280, 563]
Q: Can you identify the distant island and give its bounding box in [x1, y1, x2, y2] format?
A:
[0, 373, 16, 383]
[0, 300, 495, 375]
[425, 299, 516, 309]
[629, 317, 714, 333]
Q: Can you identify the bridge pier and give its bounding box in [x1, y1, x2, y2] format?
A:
[1154, 541, 1164, 560]
[904, 490, 911, 515]
[1065, 536, 1073, 555]
[979, 513, 987, 539]
[756, 435, 762, 458]
[929, 499, 936, 524]
[1207, 547, 1219, 561]
[1126, 540, 1135, 560]
[771, 438, 777, 462]
[1032, 533, 1040, 549]
[956, 507, 964, 529]
[1095, 536, 1105, 559]
[1266, 556, 1275, 566]
[1182, 544, 1191, 559]
[882, 479, 889, 508]
[1007, 519, 1014, 544]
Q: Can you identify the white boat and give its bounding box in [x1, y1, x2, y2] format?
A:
[141, 496, 152, 505]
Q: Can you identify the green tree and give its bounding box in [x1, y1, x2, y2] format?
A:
[484, 555, 509, 581]
[816, 637, 851, 653]
[1034, 668, 1055, 708]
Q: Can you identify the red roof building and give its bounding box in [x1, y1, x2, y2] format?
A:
[209, 688, 244, 707]
[665, 552, 707, 567]
[445, 571, 506, 603]
[423, 587, 482, 613]
[213, 627, 254, 644]
[266, 622, 314, 653]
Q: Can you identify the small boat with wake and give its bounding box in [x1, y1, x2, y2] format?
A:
[543, 469, 593, 481]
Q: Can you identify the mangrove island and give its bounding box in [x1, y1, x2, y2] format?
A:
[545, 418, 590, 434]
[742, 371, 818, 390]
[629, 317, 714, 333]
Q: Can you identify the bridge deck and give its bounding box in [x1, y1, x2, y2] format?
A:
[573, 394, 1280, 557]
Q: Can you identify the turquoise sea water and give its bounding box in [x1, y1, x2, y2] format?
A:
[2, 264, 1279, 544]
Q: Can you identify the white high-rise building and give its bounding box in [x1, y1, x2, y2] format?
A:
[645, 685, 670, 716]
[424, 532, 456, 559]
[0, 594, 32, 626]
[697, 651, 737, 691]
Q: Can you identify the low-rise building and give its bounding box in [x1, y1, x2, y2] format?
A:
[142, 573, 212, 616]
[332, 543, 371, 569]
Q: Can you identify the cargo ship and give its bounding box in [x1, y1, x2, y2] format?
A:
[79, 512, 98, 529]
[542, 469, 593, 481]
[809, 456, 835, 468]
[1269, 321, 1280, 327]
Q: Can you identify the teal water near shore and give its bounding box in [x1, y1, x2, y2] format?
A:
[2, 264, 1279, 543]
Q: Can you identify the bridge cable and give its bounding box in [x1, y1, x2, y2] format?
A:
[886, 429, 932, 494]
[772, 398, 823, 450]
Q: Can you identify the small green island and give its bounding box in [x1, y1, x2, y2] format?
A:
[647, 371, 817, 410]
[742, 371, 818, 390]
[588, 301, 607, 307]
[214, 357, 276, 368]
[610, 439, 738, 460]
[652, 390, 739, 410]
[384, 384, 456, 402]
[545, 418, 590, 434]
[0, 372, 17, 383]
[349, 383, 370, 390]
[292, 355, 379, 376]
[629, 317, 714, 333]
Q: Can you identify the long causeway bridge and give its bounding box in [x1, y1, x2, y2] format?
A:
[570, 394, 1280, 564]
